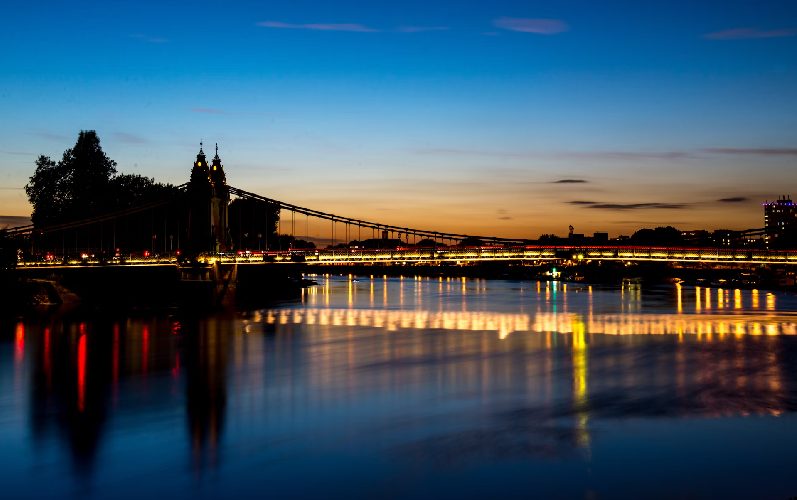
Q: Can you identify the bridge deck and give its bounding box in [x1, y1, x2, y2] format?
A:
[15, 245, 797, 267]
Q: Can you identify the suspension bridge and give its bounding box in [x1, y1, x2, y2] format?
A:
[4, 145, 791, 268]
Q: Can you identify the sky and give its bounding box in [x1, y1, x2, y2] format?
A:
[1, 0, 796, 239]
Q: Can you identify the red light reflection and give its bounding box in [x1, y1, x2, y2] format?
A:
[14, 323, 24, 364]
[77, 333, 87, 412]
[142, 325, 149, 374]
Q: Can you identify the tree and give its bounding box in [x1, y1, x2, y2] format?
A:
[630, 226, 683, 246]
[26, 130, 118, 225]
[25, 155, 66, 226]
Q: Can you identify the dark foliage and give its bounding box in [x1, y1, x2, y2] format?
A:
[630, 226, 683, 246]
[25, 131, 185, 255]
[26, 131, 179, 228]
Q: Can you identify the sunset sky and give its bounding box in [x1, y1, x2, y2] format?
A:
[1, 0, 796, 238]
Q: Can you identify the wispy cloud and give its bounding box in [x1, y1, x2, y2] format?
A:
[703, 147, 797, 156]
[563, 150, 693, 160]
[497, 208, 512, 221]
[257, 21, 378, 32]
[413, 147, 532, 159]
[494, 17, 568, 35]
[717, 197, 748, 203]
[130, 33, 169, 43]
[704, 27, 796, 40]
[1, 150, 34, 156]
[31, 131, 69, 142]
[569, 201, 689, 210]
[413, 147, 693, 161]
[396, 26, 449, 33]
[113, 132, 147, 144]
[553, 179, 588, 184]
[191, 107, 226, 115]
[415, 146, 797, 162]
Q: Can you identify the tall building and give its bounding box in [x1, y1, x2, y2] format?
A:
[764, 195, 797, 247]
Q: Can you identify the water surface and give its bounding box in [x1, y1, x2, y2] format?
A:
[2, 277, 797, 499]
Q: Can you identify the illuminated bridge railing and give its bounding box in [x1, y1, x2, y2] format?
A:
[16, 245, 797, 267]
[227, 246, 797, 265]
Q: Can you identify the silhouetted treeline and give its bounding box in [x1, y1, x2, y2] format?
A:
[22, 131, 282, 256]
[629, 226, 684, 246]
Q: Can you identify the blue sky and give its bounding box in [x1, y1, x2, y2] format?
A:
[1, 0, 796, 237]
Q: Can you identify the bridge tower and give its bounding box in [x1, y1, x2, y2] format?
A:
[186, 142, 230, 254]
[209, 143, 230, 251]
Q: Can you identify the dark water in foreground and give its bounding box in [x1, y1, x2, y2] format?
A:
[2, 277, 797, 499]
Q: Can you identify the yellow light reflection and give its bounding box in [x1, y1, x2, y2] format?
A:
[766, 293, 776, 311]
[259, 308, 797, 339]
[571, 316, 590, 450]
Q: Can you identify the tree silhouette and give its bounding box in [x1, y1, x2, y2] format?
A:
[26, 131, 118, 225]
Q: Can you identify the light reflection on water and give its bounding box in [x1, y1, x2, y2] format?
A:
[2, 277, 797, 498]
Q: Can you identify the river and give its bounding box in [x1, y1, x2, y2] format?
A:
[2, 276, 797, 498]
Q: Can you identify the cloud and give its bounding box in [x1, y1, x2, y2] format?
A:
[563, 150, 693, 160]
[415, 145, 797, 162]
[256, 21, 378, 32]
[191, 107, 226, 115]
[130, 34, 169, 43]
[396, 26, 449, 33]
[413, 147, 534, 159]
[113, 132, 147, 144]
[413, 147, 693, 161]
[569, 201, 689, 210]
[1, 150, 34, 156]
[31, 131, 69, 142]
[494, 17, 568, 35]
[717, 197, 748, 203]
[553, 179, 588, 184]
[704, 28, 796, 40]
[703, 147, 797, 156]
[498, 216, 513, 220]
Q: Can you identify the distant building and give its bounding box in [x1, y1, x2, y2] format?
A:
[592, 232, 609, 244]
[764, 195, 797, 247]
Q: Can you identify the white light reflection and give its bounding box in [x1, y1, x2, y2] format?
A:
[256, 308, 797, 339]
